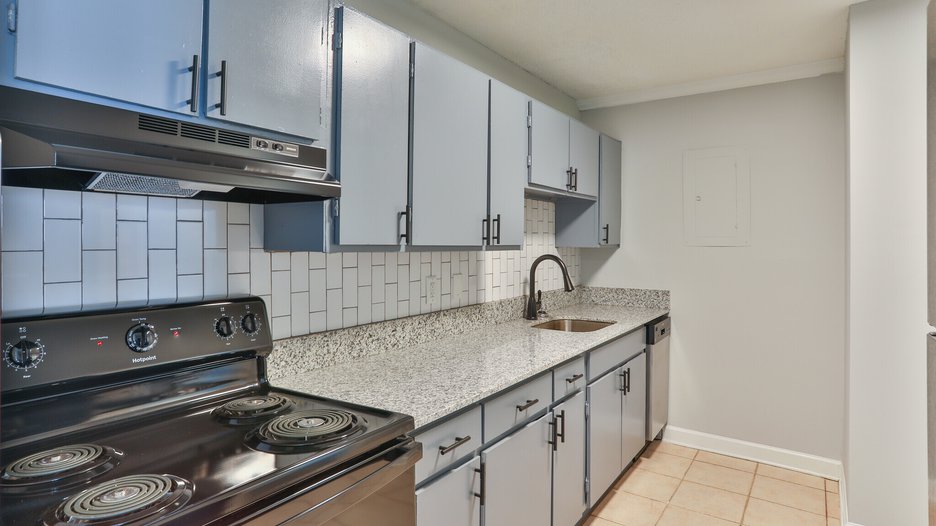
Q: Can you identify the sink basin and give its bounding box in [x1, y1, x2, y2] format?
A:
[532, 319, 615, 332]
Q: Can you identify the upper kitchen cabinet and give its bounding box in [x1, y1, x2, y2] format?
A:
[332, 7, 411, 247]
[556, 134, 622, 248]
[410, 43, 489, 248]
[487, 80, 529, 248]
[205, 0, 327, 140]
[10, 0, 204, 115]
[529, 100, 600, 198]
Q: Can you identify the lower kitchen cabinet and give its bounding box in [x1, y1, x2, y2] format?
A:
[587, 350, 648, 507]
[481, 413, 553, 526]
[416, 456, 481, 526]
[552, 391, 587, 526]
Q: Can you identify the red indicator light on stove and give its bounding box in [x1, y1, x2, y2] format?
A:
[96, 341, 103, 347]
[173, 330, 180, 337]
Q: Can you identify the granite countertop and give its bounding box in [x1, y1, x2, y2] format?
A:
[275, 303, 668, 429]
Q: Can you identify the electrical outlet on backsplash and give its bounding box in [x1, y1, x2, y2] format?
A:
[0, 190, 580, 340]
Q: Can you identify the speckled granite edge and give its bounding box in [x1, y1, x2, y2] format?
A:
[267, 286, 668, 381]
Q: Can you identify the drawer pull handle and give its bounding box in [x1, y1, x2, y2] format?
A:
[438, 435, 471, 455]
[516, 399, 539, 412]
[566, 373, 584, 384]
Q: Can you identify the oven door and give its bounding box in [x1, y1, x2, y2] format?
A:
[238, 437, 421, 526]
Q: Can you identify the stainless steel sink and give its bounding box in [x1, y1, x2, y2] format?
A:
[532, 319, 615, 332]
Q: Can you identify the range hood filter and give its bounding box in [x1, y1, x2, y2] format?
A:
[87, 172, 235, 198]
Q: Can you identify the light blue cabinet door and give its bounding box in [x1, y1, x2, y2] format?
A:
[411, 43, 489, 247]
[333, 7, 410, 246]
[488, 80, 528, 248]
[599, 134, 623, 246]
[622, 352, 647, 466]
[206, 0, 326, 140]
[482, 413, 553, 526]
[13, 0, 203, 114]
[529, 100, 570, 191]
[588, 368, 623, 507]
[570, 119, 600, 197]
[553, 391, 588, 526]
[416, 457, 481, 526]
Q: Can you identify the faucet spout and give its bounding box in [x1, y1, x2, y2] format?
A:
[525, 254, 574, 320]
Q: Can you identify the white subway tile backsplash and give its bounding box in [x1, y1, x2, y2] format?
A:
[117, 221, 147, 279]
[147, 197, 176, 249]
[177, 274, 203, 302]
[44, 220, 82, 283]
[44, 282, 81, 314]
[44, 190, 81, 219]
[176, 199, 202, 221]
[4, 192, 580, 340]
[117, 278, 148, 308]
[82, 193, 117, 250]
[82, 250, 117, 310]
[2, 187, 43, 251]
[116, 194, 147, 221]
[203, 249, 227, 299]
[203, 201, 227, 249]
[2, 251, 43, 315]
[227, 225, 250, 274]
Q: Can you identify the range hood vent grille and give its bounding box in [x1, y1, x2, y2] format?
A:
[136, 115, 250, 149]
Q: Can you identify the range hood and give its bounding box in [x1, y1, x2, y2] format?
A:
[0, 87, 337, 203]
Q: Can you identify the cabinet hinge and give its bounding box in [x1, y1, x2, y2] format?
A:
[584, 401, 590, 419]
[409, 62, 415, 78]
[333, 31, 342, 50]
[526, 155, 532, 168]
[527, 114, 532, 128]
[7, 2, 16, 32]
[584, 477, 590, 500]
[331, 200, 339, 218]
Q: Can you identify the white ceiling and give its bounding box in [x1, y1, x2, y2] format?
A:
[409, 0, 860, 108]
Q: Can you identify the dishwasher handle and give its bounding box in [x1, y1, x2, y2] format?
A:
[647, 317, 671, 345]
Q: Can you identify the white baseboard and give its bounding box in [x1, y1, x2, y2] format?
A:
[663, 426, 857, 523]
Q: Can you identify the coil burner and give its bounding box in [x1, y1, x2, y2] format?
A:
[42, 474, 192, 526]
[1, 444, 122, 493]
[247, 409, 365, 453]
[213, 394, 294, 425]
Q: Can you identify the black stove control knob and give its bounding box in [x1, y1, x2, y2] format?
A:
[126, 323, 158, 353]
[5, 340, 44, 368]
[241, 313, 260, 336]
[215, 316, 236, 339]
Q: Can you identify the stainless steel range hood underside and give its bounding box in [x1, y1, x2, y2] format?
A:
[0, 87, 338, 203]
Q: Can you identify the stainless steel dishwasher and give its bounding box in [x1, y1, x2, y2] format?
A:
[646, 317, 671, 440]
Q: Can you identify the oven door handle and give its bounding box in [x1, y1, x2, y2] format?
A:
[237, 437, 422, 526]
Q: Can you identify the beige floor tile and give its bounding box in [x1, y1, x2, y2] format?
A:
[615, 467, 682, 502]
[826, 491, 840, 519]
[646, 440, 698, 459]
[825, 479, 839, 494]
[750, 475, 826, 516]
[827, 518, 841, 526]
[742, 498, 826, 526]
[635, 452, 692, 479]
[658, 505, 740, 526]
[669, 480, 747, 523]
[582, 515, 621, 526]
[756, 464, 825, 490]
[695, 451, 757, 473]
[592, 489, 666, 526]
[685, 461, 755, 495]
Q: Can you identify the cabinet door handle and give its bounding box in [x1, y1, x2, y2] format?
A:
[557, 409, 566, 443]
[619, 369, 629, 393]
[215, 60, 228, 116]
[572, 168, 579, 191]
[516, 398, 539, 412]
[492, 214, 501, 244]
[566, 167, 574, 190]
[399, 207, 412, 243]
[188, 54, 199, 113]
[482, 217, 489, 244]
[602, 224, 609, 244]
[626, 367, 631, 393]
[566, 373, 584, 384]
[548, 417, 558, 451]
[438, 435, 471, 455]
[474, 464, 486, 505]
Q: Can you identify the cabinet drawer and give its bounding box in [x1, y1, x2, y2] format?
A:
[414, 406, 483, 485]
[553, 357, 586, 401]
[484, 372, 552, 440]
[588, 329, 645, 381]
